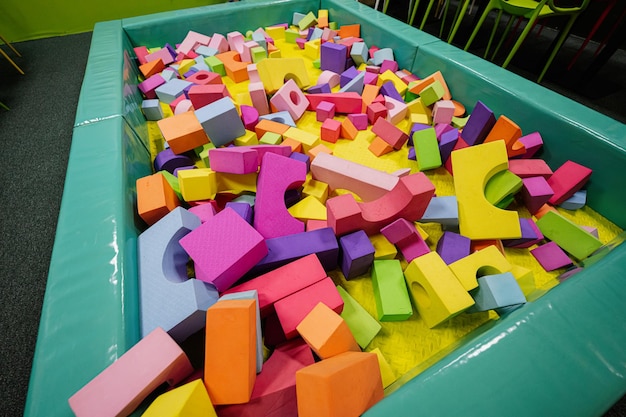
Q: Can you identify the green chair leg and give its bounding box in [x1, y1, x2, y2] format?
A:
[501, 12, 542, 69]
[448, 0, 471, 44]
[484, 9, 504, 59]
[420, 0, 438, 30]
[537, 15, 578, 82]
[464, 0, 499, 51]
[0, 101, 9, 111]
[491, 15, 515, 61]
[408, 0, 422, 26]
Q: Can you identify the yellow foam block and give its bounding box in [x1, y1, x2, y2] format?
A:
[302, 178, 329, 203]
[510, 264, 537, 298]
[216, 172, 258, 195]
[451, 141, 522, 240]
[178, 168, 218, 201]
[304, 38, 321, 60]
[233, 129, 259, 146]
[369, 347, 397, 389]
[265, 26, 286, 40]
[369, 233, 398, 260]
[404, 251, 475, 328]
[256, 58, 310, 93]
[449, 245, 513, 291]
[283, 127, 320, 152]
[377, 70, 407, 97]
[288, 195, 328, 221]
[142, 379, 217, 417]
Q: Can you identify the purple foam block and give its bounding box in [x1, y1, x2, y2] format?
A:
[340, 66, 360, 87]
[320, 42, 348, 74]
[439, 128, 459, 163]
[339, 229, 375, 279]
[173, 165, 197, 177]
[347, 113, 368, 130]
[460, 100, 496, 146]
[289, 151, 311, 171]
[240, 104, 260, 131]
[307, 83, 332, 94]
[248, 227, 339, 276]
[380, 218, 429, 263]
[409, 123, 431, 146]
[408, 147, 416, 161]
[520, 176, 554, 214]
[154, 148, 194, 174]
[502, 217, 542, 248]
[379, 81, 403, 102]
[436, 231, 471, 265]
[363, 71, 378, 86]
[530, 241, 573, 271]
[379, 60, 398, 73]
[225, 201, 253, 224]
[517, 131, 543, 159]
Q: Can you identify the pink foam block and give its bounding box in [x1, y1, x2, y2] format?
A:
[366, 102, 387, 125]
[208, 33, 229, 53]
[178, 30, 212, 55]
[274, 277, 344, 339]
[138, 74, 166, 99]
[306, 92, 363, 114]
[240, 105, 260, 131]
[249, 81, 270, 115]
[371, 116, 408, 150]
[530, 241, 573, 271]
[317, 70, 341, 88]
[188, 202, 217, 223]
[223, 254, 327, 318]
[547, 160, 592, 205]
[520, 176, 554, 214]
[188, 84, 231, 109]
[270, 79, 309, 121]
[326, 172, 435, 236]
[68, 327, 194, 417]
[253, 152, 307, 238]
[250, 144, 293, 166]
[180, 207, 268, 291]
[310, 152, 400, 202]
[518, 131, 543, 159]
[348, 113, 368, 130]
[380, 218, 430, 262]
[384, 96, 408, 125]
[508, 159, 553, 179]
[146, 47, 175, 66]
[208, 147, 259, 174]
[321, 118, 342, 143]
[432, 100, 455, 126]
[227, 31, 246, 54]
[186, 70, 222, 86]
[216, 339, 315, 417]
[316, 100, 336, 122]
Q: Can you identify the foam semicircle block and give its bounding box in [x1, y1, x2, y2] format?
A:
[451, 140, 521, 240]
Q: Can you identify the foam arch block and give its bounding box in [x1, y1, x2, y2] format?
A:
[404, 252, 475, 328]
[451, 140, 521, 240]
[326, 172, 435, 236]
[204, 299, 257, 405]
[371, 259, 413, 321]
[483, 115, 525, 158]
[467, 272, 526, 312]
[257, 57, 310, 93]
[310, 152, 399, 201]
[68, 327, 194, 417]
[295, 351, 383, 417]
[179, 207, 267, 291]
[253, 152, 307, 238]
[138, 207, 219, 342]
[448, 245, 513, 291]
[297, 302, 361, 359]
[223, 254, 327, 318]
[142, 379, 217, 417]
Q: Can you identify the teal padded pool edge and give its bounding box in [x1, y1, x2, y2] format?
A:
[24, 0, 626, 416]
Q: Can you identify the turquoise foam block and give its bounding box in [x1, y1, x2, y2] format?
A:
[24, 1, 626, 416]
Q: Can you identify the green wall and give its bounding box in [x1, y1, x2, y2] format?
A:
[0, 0, 227, 43]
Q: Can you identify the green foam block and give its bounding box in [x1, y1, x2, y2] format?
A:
[337, 286, 382, 349]
[412, 127, 441, 171]
[371, 260, 413, 321]
[536, 210, 603, 260]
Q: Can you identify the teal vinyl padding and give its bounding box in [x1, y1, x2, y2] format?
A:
[73, 20, 149, 150]
[25, 1, 626, 416]
[24, 117, 151, 417]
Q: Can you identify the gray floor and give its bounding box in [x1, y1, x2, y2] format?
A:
[0, 10, 625, 416]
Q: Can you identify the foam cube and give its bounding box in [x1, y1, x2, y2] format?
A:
[339, 229, 375, 279]
[157, 111, 209, 154]
[195, 96, 246, 147]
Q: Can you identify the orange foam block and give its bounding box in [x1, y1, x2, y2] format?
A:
[68, 327, 194, 417]
[136, 172, 181, 226]
[223, 253, 327, 318]
[139, 58, 165, 78]
[368, 136, 394, 156]
[157, 111, 209, 154]
[216, 339, 315, 417]
[204, 299, 257, 405]
[297, 302, 361, 359]
[216, 50, 250, 83]
[274, 277, 344, 339]
[326, 172, 435, 236]
[483, 115, 525, 158]
[255, 118, 290, 138]
[296, 351, 383, 417]
[179, 207, 267, 291]
[340, 117, 359, 140]
[371, 116, 409, 150]
[253, 152, 307, 238]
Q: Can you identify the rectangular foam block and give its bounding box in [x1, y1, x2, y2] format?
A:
[371, 259, 413, 321]
[337, 286, 381, 349]
[68, 327, 194, 417]
[535, 210, 603, 260]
